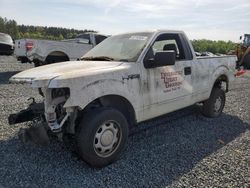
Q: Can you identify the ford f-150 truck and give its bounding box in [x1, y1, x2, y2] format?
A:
[14, 33, 107, 66]
[9, 30, 236, 167]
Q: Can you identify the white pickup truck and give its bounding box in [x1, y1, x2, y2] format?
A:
[9, 30, 236, 167]
[14, 33, 107, 66]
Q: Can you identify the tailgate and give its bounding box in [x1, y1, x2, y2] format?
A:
[14, 39, 26, 56]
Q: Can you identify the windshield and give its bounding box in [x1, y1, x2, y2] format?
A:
[0, 34, 13, 44]
[82, 32, 153, 62]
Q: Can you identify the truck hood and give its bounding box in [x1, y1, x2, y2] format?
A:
[10, 60, 123, 85]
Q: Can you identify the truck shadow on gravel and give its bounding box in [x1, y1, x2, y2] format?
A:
[0, 106, 249, 187]
[0, 71, 19, 84]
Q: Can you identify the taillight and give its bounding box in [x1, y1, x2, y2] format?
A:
[25, 41, 33, 51]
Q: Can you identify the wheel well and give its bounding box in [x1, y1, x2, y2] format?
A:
[45, 51, 69, 64]
[213, 75, 228, 92]
[76, 95, 136, 130]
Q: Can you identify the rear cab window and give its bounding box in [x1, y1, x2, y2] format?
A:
[76, 34, 91, 44]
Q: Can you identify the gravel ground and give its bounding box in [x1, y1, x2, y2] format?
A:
[0, 56, 249, 188]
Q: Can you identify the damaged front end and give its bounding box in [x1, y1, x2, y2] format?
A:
[8, 87, 77, 145]
[8, 97, 44, 125]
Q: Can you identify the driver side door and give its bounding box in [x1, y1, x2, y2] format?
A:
[140, 33, 193, 120]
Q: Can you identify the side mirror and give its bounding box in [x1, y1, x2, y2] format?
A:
[240, 36, 242, 40]
[145, 51, 176, 68]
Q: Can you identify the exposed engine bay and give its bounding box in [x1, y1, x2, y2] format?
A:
[8, 88, 76, 145]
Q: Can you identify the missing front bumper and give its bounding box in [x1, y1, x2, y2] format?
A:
[8, 101, 44, 125]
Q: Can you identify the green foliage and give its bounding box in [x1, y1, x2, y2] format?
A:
[0, 17, 19, 39]
[191, 39, 236, 54]
[0, 16, 96, 40]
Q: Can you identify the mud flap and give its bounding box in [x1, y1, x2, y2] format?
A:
[18, 122, 50, 146]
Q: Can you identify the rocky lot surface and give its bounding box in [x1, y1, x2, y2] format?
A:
[0, 56, 249, 188]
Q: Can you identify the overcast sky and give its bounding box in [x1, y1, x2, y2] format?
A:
[0, 0, 249, 41]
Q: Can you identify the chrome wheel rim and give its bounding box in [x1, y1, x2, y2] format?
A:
[214, 96, 222, 112]
[93, 120, 121, 157]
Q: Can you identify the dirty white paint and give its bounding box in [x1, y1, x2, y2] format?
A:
[14, 33, 106, 62]
[28, 40, 92, 62]
[10, 30, 237, 130]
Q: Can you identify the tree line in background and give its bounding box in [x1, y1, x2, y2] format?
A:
[0, 16, 96, 40]
[0, 16, 236, 54]
[192, 39, 236, 54]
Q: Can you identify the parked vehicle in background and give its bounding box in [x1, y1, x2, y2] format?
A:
[195, 51, 201, 56]
[14, 33, 108, 66]
[9, 30, 236, 167]
[196, 52, 225, 57]
[0, 32, 14, 55]
[201, 51, 216, 57]
[233, 34, 250, 69]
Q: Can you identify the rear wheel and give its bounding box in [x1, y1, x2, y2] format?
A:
[76, 108, 129, 167]
[202, 87, 225, 118]
[33, 59, 41, 67]
[45, 55, 69, 64]
[242, 54, 250, 70]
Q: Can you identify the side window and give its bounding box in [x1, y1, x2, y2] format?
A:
[145, 33, 186, 61]
[152, 40, 180, 58]
[95, 35, 107, 45]
[76, 34, 91, 44]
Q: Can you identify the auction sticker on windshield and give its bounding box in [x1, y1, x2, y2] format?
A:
[129, 36, 148, 40]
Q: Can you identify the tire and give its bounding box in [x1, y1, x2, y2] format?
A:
[45, 55, 69, 64]
[33, 60, 41, 67]
[202, 87, 225, 118]
[76, 108, 129, 167]
[242, 54, 250, 70]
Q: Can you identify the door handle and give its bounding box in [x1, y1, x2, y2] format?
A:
[184, 67, 191, 75]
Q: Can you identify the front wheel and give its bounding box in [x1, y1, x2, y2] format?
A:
[76, 108, 129, 167]
[202, 87, 226, 118]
